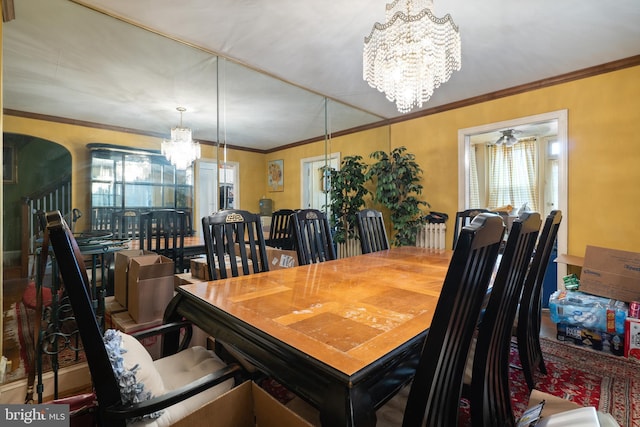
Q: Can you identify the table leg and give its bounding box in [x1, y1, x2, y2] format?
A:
[320, 383, 376, 427]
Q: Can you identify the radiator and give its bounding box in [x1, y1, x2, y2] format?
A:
[415, 223, 447, 250]
[337, 238, 362, 259]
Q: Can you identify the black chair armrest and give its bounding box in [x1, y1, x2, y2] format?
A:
[129, 321, 193, 354]
[103, 363, 243, 421]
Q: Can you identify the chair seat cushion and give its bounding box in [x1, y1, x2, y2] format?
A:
[133, 346, 234, 427]
[105, 330, 234, 427]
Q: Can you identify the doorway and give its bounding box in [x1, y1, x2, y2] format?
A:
[457, 110, 568, 285]
[195, 160, 239, 234]
[300, 153, 340, 212]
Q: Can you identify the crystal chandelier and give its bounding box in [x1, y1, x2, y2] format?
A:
[161, 107, 201, 170]
[363, 0, 461, 113]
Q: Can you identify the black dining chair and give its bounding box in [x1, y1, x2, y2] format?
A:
[400, 213, 505, 427]
[452, 208, 490, 249]
[139, 209, 187, 273]
[516, 210, 562, 390]
[265, 208, 296, 250]
[463, 211, 542, 427]
[290, 209, 336, 265]
[201, 209, 269, 280]
[356, 208, 390, 254]
[111, 209, 139, 239]
[45, 210, 242, 427]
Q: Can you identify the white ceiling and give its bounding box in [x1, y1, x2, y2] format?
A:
[3, 0, 640, 151]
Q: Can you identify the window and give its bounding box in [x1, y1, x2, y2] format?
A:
[89, 145, 194, 231]
[486, 138, 539, 212]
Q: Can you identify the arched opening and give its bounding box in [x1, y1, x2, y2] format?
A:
[3, 133, 72, 383]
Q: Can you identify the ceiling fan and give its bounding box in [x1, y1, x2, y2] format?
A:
[495, 129, 521, 147]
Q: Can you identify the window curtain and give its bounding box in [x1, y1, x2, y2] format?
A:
[487, 137, 538, 211]
[469, 144, 481, 208]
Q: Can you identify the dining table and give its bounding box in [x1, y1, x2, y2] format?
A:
[164, 246, 452, 427]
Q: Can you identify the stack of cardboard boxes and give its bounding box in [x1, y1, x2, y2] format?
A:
[104, 250, 314, 426]
[105, 249, 176, 358]
[551, 245, 640, 360]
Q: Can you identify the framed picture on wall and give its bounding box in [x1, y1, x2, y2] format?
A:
[268, 159, 284, 192]
[3, 144, 17, 184]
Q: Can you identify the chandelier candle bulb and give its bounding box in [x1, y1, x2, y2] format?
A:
[363, 0, 461, 113]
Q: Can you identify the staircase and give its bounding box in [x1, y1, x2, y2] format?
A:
[19, 175, 72, 277]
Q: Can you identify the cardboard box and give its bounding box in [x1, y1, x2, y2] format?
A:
[190, 255, 254, 280]
[104, 295, 127, 329]
[174, 272, 205, 287]
[114, 249, 155, 307]
[580, 245, 640, 302]
[556, 323, 625, 356]
[190, 257, 211, 281]
[265, 246, 297, 271]
[111, 311, 163, 359]
[127, 254, 175, 323]
[173, 381, 313, 427]
[624, 317, 640, 360]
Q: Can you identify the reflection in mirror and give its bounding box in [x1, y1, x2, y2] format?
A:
[2, 0, 385, 387]
[4, 0, 384, 149]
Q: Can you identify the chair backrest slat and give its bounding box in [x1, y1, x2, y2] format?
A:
[402, 213, 504, 427]
[139, 209, 186, 272]
[470, 212, 542, 426]
[266, 209, 295, 249]
[290, 209, 336, 265]
[202, 209, 269, 280]
[517, 210, 562, 389]
[452, 208, 490, 249]
[356, 209, 389, 254]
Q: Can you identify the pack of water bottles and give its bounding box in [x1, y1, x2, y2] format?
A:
[548, 289, 628, 334]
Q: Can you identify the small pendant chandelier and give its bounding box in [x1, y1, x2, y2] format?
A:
[363, 0, 461, 113]
[161, 107, 201, 170]
[495, 129, 519, 147]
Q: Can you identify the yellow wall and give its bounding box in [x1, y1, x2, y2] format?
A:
[264, 126, 390, 211]
[283, 65, 639, 256]
[3, 116, 265, 231]
[4, 65, 640, 257]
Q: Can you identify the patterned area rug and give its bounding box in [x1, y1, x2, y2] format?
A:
[263, 336, 639, 427]
[3, 301, 86, 385]
[3, 303, 26, 382]
[458, 337, 639, 427]
[531, 337, 639, 427]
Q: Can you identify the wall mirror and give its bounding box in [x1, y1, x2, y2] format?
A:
[1, 0, 384, 385]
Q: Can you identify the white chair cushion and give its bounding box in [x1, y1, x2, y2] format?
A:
[103, 330, 166, 422]
[129, 346, 234, 427]
[119, 332, 167, 397]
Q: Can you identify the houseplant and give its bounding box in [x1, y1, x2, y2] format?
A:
[367, 146, 428, 246]
[328, 155, 369, 244]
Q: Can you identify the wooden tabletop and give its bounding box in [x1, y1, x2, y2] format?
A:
[178, 246, 452, 376]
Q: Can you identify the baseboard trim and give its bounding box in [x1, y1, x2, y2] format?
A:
[0, 362, 91, 403]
